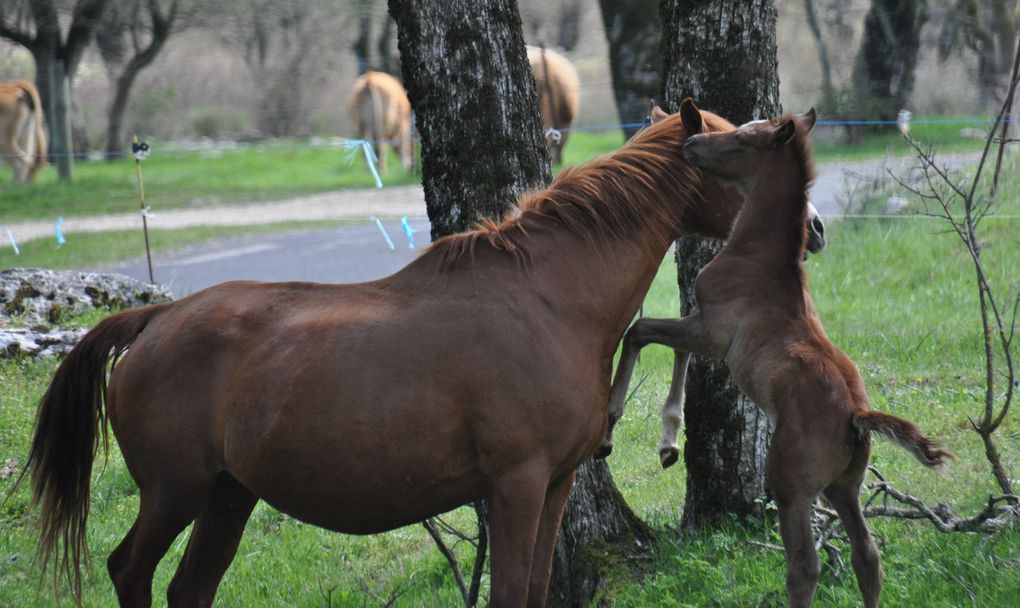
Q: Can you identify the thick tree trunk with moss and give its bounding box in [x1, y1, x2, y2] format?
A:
[390, 3, 651, 605]
[598, 0, 661, 139]
[389, 0, 550, 239]
[659, 0, 781, 530]
[851, 0, 928, 122]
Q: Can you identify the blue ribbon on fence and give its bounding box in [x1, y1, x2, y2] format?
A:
[3, 227, 19, 255]
[371, 216, 395, 250]
[401, 216, 416, 249]
[54, 217, 66, 247]
[344, 140, 383, 188]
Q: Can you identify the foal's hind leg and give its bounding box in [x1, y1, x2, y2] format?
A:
[167, 473, 258, 607]
[108, 488, 203, 607]
[823, 480, 882, 608]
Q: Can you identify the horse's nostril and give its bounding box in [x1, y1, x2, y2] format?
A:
[812, 217, 825, 235]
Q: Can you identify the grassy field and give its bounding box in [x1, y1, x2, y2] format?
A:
[1, 152, 1018, 605]
[0, 119, 986, 225]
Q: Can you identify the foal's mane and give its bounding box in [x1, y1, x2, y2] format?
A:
[427, 112, 732, 269]
[779, 115, 817, 268]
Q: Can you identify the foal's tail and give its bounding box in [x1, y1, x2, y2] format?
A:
[13, 303, 170, 601]
[853, 410, 953, 469]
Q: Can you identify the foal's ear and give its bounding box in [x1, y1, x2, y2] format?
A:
[797, 108, 817, 133]
[680, 98, 703, 135]
[772, 119, 796, 147]
[650, 105, 670, 124]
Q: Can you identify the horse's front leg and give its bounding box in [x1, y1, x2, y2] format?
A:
[598, 316, 712, 463]
[658, 350, 691, 468]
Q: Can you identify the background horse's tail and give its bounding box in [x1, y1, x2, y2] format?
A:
[853, 410, 953, 469]
[17, 80, 48, 180]
[16, 303, 169, 600]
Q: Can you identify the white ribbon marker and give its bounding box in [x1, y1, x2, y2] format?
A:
[371, 216, 395, 250]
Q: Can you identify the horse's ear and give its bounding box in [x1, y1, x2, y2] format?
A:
[798, 108, 817, 133]
[650, 106, 670, 124]
[680, 98, 703, 135]
[772, 119, 796, 147]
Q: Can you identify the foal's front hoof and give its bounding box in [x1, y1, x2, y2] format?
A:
[659, 447, 679, 469]
[594, 442, 613, 460]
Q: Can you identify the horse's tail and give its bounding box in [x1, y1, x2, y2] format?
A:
[853, 410, 953, 469]
[15, 303, 170, 601]
[18, 80, 48, 180]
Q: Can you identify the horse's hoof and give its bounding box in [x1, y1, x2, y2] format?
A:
[594, 443, 613, 460]
[659, 447, 679, 469]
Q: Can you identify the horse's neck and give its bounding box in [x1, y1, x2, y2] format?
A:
[725, 154, 809, 264]
[518, 185, 683, 349]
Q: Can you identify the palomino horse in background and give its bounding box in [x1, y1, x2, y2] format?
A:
[21, 100, 818, 607]
[605, 109, 952, 607]
[0, 79, 47, 183]
[346, 70, 413, 173]
[527, 46, 580, 165]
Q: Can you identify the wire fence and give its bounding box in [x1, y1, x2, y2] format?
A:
[2, 116, 1018, 160]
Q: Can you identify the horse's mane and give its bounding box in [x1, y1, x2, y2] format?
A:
[427, 112, 734, 269]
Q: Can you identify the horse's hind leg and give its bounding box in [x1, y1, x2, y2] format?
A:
[823, 480, 882, 608]
[108, 488, 202, 607]
[167, 473, 258, 608]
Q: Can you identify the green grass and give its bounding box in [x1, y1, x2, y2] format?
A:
[0, 142, 420, 223]
[1, 150, 1017, 606]
[0, 121, 989, 226]
[811, 118, 990, 162]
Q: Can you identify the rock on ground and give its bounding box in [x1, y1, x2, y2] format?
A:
[0, 268, 173, 358]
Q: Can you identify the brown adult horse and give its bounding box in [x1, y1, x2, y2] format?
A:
[21, 101, 805, 608]
[605, 109, 952, 607]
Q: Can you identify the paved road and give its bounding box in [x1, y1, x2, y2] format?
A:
[97, 218, 433, 298]
[85, 153, 978, 297]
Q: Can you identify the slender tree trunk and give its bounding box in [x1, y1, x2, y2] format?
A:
[803, 0, 835, 111]
[47, 58, 74, 182]
[660, 0, 781, 530]
[598, 0, 661, 139]
[851, 0, 928, 122]
[106, 67, 142, 158]
[389, 3, 652, 604]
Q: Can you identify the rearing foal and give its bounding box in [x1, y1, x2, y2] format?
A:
[605, 110, 951, 607]
[20, 101, 792, 608]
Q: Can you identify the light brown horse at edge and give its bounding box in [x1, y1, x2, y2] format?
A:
[18, 100, 817, 608]
[603, 109, 952, 607]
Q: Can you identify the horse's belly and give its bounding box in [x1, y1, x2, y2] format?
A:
[227, 421, 485, 534]
[250, 467, 483, 534]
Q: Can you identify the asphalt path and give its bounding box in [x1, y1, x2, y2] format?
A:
[97, 217, 433, 298]
[89, 153, 979, 298]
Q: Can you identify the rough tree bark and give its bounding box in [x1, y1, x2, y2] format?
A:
[0, 0, 112, 181]
[851, 0, 928, 122]
[389, 0, 550, 238]
[389, 3, 652, 605]
[598, 0, 661, 139]
[660, 0, 781, 530]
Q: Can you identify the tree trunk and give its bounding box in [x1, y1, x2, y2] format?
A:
[47, 58, 74, 182]
[598, 0, 661, 139]
[389, 0, 550, 238]
[546, 460, 652, 607]
[851, 0, 928, 122]
[802, 0, 835, 111]
[389, 3, 652, 605]
[660, 0, 781, 530]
